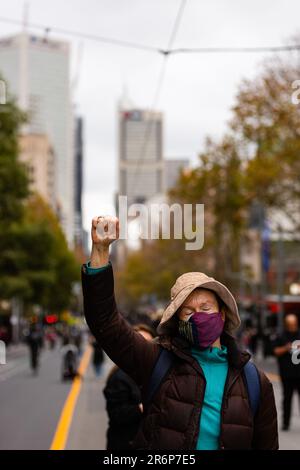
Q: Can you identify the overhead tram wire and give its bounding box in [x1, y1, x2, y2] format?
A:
[0, 16, 160, 54]
[1, 12, 300, 202]
[170, 45, 300, 54]
[1, 16, 300, 55]
[129, 0, 187, 201]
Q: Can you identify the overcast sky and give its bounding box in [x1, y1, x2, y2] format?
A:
[1, 0, 300, 232]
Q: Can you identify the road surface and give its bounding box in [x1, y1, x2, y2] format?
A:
[0, 342, 299, 450]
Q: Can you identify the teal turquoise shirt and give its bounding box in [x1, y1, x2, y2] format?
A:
[190, 345, 228, 450]
[84, 260, 110, 275]
[83, 262, 228, 450]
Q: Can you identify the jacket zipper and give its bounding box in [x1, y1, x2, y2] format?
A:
[189, 372, 206, 450]
[218, 368, 243, 450]
[171, 345, 245, 450]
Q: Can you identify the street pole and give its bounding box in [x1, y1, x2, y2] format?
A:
[276, 225, 285, 334]
[259, 204, 268, 331]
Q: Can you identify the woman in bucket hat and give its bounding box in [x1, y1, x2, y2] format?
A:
[81, 215, 278, 450]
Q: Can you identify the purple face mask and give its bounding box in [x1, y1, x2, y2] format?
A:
[178, 311, 225, 349]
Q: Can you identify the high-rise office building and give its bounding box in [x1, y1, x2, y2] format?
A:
[19, 133, 56, 209]
[0, 32, 75, 245]
[117, 107, 164, 210]
[113, 104, 164, 267]
[74, 116, 88, 254]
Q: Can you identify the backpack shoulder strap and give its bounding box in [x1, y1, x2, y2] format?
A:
[243, 360, 261, 417]
[145, 347, 174, 405]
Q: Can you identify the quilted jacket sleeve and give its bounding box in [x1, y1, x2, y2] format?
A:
[81, 261, 160, 389]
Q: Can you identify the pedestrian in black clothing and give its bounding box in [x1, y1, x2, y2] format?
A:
[272, 314, 300, 431]
[103, 324, 155, 450]
[91, 338, 104, 377]
[27, 324, 43, 375]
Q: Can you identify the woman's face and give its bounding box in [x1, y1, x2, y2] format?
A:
[177, 288, 224, 322]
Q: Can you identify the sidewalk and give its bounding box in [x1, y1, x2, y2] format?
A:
[272, 380, 300, 450]
[6, 342, 28, 360]
[253, 349, 300, 450]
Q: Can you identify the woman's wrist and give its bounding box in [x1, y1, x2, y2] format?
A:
[90, 244, 110, 268]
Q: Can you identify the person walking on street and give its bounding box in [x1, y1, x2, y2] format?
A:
[90, 336, 105, 377]
[81, 215, 278, 450]
[26, 323, 43, 375]
[272, 314, 300, 431]
[103, 324, 155, 450]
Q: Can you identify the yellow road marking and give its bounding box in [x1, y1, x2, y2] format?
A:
[50, 345, 92, 450]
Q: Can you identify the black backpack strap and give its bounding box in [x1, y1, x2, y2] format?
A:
[243, 361, 261, 417]
[145, 347, 174, 405]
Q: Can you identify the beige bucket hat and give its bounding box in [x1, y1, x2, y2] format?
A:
[157, 271, 241, 335]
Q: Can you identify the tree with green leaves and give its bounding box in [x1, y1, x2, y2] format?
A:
[19, 194, 80, 314]
[230, 57, 300, 228]
[0, 81, 79, 316]
[0, 86, 30, 300]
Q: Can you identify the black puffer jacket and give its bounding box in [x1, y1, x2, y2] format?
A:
[82, 261, 279, 450]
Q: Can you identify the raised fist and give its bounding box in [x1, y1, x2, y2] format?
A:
[91, 215, 120, 248]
